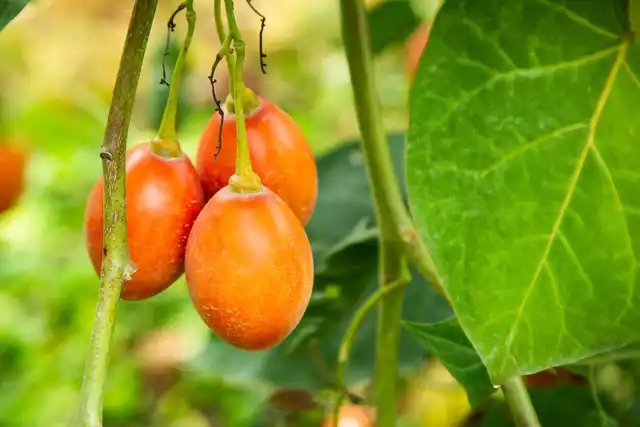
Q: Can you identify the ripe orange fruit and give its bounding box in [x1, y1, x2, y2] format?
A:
[84, 142, 204, 301]
[185, 186, 314, 350]
[196, 96, 318, 225]
[404, 23, 431, 80]
[0, 144, 26, 214]
[322, 404, 375, 427]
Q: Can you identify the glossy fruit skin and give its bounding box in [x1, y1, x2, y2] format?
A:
[322, 404, 374, 427]
[196, 97, 318, 225]
[0, 144, 26, 214]
[404, 23, 431, 80]
[185, 186, 314, 351]
[84, 143, 204, 301]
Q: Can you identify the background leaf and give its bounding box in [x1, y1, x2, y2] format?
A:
[404, 318, 494, 407]
[406, 0, 640, 383]
[367, 0, 421, 55]
[471, 387, 617, 427]
[0, 0, 28, 31]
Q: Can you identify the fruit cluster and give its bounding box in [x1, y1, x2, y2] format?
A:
[84, 89, 318, 351]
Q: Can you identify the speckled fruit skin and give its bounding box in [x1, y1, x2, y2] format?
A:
[404, 23, 431, 80]
[0, 144, 26, 214]
[322, 404, 374, 427]
[195, 97, 318, 225]
[185, 186, 314, 351]
[84, 143, 205, 301]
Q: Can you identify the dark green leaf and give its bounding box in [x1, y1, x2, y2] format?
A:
[477, 387, 617, 427]
[404, 318, 495, 406]
[406, 0, 640, 383]
[367, 0, 421, 55]
[0, 0, 28, 31]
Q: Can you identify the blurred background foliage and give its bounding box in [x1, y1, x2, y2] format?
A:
[0, 0, 466, 425]
[3, 0, 640, 426]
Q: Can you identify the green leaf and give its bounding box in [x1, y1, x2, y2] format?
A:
[403, 318, 495, 406]
[367, 0, 421, 55]
[406, 0, 640, 383]
[478, 387, 618, 427]
[189, 135, 451, 391]
[0, 0, 28, 31]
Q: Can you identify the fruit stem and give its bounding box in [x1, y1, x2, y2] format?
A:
[77, 0, 158, 426]
[502, 376, 542, 427]
[223, 0, 262, 193]
[333, 277, 409, 427]
[214, 0, 236, 91]
[153, 0, 196, 158]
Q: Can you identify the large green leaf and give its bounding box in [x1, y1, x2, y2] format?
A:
[367, 0, 421, 55]
[0, 0, 28, 31]
[188, 135, 451, 392]
[406, 0, 640, 383]
[404, 318, 494, 407]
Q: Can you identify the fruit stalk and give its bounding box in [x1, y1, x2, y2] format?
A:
[338, 0, 416, 424]
[502, 376, 542, 427]
[77, 0, 158, 425]
[223, 0, 261, 192]
[154, 0, 196, 157]
[214, 0, 236, 90]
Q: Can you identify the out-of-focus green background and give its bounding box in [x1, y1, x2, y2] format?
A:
[0, 0, 474, 426]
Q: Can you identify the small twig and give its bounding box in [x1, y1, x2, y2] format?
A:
[333, 279, 408, 427]
[246, 0, 267, 74]
[207, 36, 234, 163]
[160, 2, 187, 86]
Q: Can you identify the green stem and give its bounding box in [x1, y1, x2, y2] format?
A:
[502, 377, 542, 427]
[214, 0, 236, 90]
[224, 0, 261, 193]
[154, 0, 196, 157]
[338, 0, 417, 425]
[333, 278, 409, 427]
[77, 0, 158, 426]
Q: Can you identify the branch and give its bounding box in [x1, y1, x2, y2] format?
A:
[78, 0, 158, 425]
[338, 0, 415, 425]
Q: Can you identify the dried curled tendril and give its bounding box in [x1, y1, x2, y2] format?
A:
[160, 2, 188, 87]
[207, 53, 229, 163]
[246, 0, 267, 74]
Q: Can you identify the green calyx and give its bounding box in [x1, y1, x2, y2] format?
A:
[228, 172, 263, 194]
[225, 87, 262, 116]
[149, 136, 183, 158]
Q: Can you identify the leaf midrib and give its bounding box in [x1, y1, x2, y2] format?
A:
[500, 40, 630, 373]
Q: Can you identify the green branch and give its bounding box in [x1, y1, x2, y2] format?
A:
[338, 0, 417, 425]
[77, 0, 158, 425]
[502, 377, 542, 427]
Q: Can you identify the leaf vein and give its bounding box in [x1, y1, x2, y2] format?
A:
[533, 0, 618, 39]
[503, 41, 628, 359]
[478, 123, 588, 178]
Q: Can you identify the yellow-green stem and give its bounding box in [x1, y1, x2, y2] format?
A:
[153, 0, 196, 158]
[214, 0, 236, 91]
[77, 0, 158, 425]
[338, 0, 414, 424]
[502, 377, 542, 427]
[223, 0, 261, 193]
